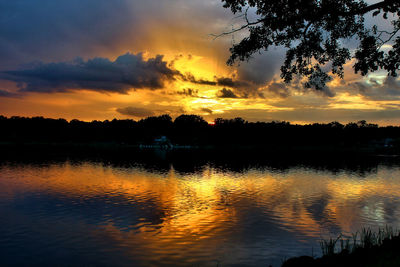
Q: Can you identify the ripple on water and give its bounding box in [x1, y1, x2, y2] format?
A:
[1, 161, 400, 266]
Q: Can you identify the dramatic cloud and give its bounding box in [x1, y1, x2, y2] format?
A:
[0, 0, 233, 71]
[0, 0, 139, 70]
[181, 73, 265, 98]
[0, 0, 399, 124]
[349, 76, 400, 101]
[1, 53, 179, 94]
[116, 106, 155, 117]
[216, 88, 239, 98]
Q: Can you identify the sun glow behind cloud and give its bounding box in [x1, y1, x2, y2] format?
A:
[0, 0, 399, 125]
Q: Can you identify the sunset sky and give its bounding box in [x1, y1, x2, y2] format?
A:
[0, 0, 399, 125]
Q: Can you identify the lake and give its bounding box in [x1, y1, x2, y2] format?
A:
[1, 152, 400, 266]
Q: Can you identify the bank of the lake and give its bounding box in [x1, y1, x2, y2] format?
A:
[282, 228, 400, 267]
[0, 140, 399, 156]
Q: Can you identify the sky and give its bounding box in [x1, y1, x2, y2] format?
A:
[0, 0, 399, 125]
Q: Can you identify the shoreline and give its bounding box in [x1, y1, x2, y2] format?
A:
[0, 141, 398, 155]
[282, 228, 400, 267]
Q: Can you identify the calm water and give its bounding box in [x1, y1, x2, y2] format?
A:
[1, 155, 400, 266]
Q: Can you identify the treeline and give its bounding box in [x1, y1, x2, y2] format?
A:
[1, 115, 400, 150]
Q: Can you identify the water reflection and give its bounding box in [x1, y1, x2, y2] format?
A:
[0, 156, 400, 266]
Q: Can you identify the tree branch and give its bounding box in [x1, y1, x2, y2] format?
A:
[357, 0, 395, 15]
[337, 0, 397, 17]
[213, 0, 396, 40]
[211, 19, 264, 39]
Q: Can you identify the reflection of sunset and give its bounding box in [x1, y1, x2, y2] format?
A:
[2, 161, 400, 265]
[2, 163, 400, 250]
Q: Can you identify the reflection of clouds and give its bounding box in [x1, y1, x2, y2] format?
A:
[2, 163, 400, 265]
[361, 200, 385, 224]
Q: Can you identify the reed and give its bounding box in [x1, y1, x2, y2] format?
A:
[283, 226, 400, 267]
[320, 226, 400, 256]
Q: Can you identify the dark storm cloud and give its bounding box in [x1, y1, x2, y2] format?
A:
[216, 88, 239, 98]
[1, 53, 179, 94]
[116, 106, 155, 117]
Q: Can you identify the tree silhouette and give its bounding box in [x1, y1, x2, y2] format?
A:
[174, 115, 208, 128]
[0, 115, 399, 152]
[220, 0, 400, 90]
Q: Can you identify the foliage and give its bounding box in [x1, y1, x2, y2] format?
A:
[174, 114, 208, 128]
[220, 0, 400, 90]
[0, 114, 399, 152]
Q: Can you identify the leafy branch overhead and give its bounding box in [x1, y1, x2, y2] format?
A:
[220, 0, 400, 91]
